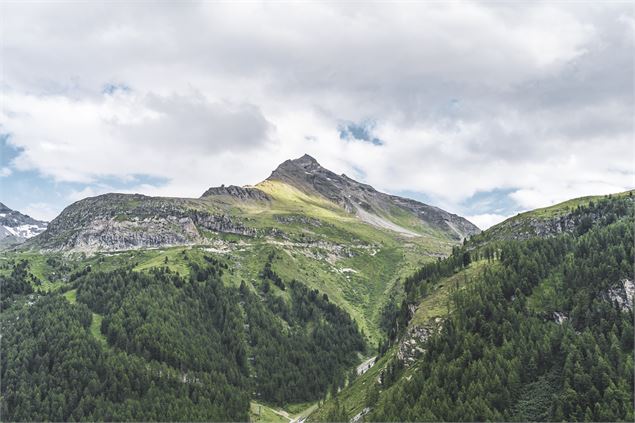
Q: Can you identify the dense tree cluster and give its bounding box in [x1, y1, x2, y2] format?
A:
[0, 260, 35, 309]
[369, 205, 634, 421]
[243, 278, 365, 404]
[1, 295, 247, 421]
[76, 267, 248, 379]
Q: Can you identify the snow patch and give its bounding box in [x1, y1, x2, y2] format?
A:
[2, 223, 47, 239]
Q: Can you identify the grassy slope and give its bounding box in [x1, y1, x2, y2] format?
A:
[249, 401, 318, 423]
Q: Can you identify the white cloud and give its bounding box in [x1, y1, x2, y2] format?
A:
[0, 2, 633, 218]
[1, 90, 275, 194]
[22, 203, 60, 222]
[0, 167, 12, 177]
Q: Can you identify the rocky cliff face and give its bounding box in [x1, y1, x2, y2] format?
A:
[201, 185, 270, 202]
[267, 155, 480, 240]
[0, 202, 48, 246]
[31, 194, 257, 251]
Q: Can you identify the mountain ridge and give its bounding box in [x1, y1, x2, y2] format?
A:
[23, 155, 479, 251]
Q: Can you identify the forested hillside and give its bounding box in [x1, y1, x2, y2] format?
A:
[1, 257, 365, 421]
[315, 194, 634, 422]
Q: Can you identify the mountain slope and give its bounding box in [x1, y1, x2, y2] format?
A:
[265, 154, 479, 240]
[17, 155, 481, 347]
[0, 202, 47, 246]
[470, 189, 634, 244]
[311, 192, 634, 422]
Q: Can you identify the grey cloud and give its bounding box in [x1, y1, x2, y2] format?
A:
[115, 93, 273, 154]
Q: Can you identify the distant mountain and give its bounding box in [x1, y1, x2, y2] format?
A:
[27, 155, 479, 252]
[0, 202, 47, 246]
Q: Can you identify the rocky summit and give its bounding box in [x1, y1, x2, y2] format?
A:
[267, 154, 480, 239]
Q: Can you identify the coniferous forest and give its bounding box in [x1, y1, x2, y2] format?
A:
[367, 197, 634, 421]
[1, 259, 365, 421]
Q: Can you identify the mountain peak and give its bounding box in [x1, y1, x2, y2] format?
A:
[264, 155, 480, 239]
[296, 153, 319, 164]
[273, 154, 322, 174]
[266, 154, 340, 193]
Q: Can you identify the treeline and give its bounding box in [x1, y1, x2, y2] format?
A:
[369, 209, 634, 421]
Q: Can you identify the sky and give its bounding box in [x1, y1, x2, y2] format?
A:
[1, 2, 633, 228]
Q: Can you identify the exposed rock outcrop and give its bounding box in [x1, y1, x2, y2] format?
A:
[397, 321, 442, 365]
[605, 279, 634, 312]
[30, 193, 257, 251]
[201, 185, 270, 202]
[552, 312, 569, 325]
[274, 214, 323, 227]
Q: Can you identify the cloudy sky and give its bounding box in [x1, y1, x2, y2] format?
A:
[1, 2, 633, 228]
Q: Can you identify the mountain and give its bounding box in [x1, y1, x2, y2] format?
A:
[21, 155, 481, 348]
[0, 202, 47, 246]
[27, 155, 478, 252]
[266, 154, 479, 239]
